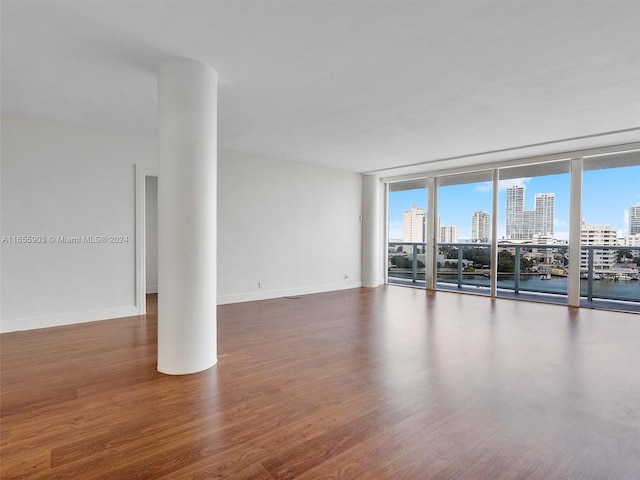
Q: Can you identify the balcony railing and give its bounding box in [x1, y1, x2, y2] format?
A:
[581, 245, 640, 303]
[388, 242, 639, 309]
[437, 242, 493, 292]
[388, 242, 426, 284]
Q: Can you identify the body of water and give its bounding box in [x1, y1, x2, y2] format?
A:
[390, 270, 640, 302]
[441, 274, 639, 302]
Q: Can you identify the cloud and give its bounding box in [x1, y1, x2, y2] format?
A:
[621, 210, 629, 236]
[474, 177, 533, 193]
[499, 177, 532, 191]
[554, 218, 568, 228]
[475, 182, 492, 193]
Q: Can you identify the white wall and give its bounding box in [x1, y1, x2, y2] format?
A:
[1, 116, 364, 331]
[145, 176, 158, 293]
[217, 150, 362, 303]
[1, 115, 157, 332]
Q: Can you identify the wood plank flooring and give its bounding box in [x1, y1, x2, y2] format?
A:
[2, 286, 639, 479]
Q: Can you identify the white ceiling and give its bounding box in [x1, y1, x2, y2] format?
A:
[2, 0, 639, 174]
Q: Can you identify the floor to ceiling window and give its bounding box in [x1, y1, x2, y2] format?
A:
[387, 180, 427, 287]
[436, 171, 493, 294]
[581, 151, 640, 307]
[384, 147, 640, 312]
[496, 161, 571, 303]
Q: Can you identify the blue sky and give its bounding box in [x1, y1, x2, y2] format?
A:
[388, 165, 640, 241]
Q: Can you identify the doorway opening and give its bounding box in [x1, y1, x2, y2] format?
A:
[145, 175, 158, 313]
[135, 164, 158, 315]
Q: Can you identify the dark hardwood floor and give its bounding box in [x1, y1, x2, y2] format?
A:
[2, 287, 639, 479]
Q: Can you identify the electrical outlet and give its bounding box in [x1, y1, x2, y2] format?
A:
[258, 281, 264, 289]
[344, 273, 349, 279]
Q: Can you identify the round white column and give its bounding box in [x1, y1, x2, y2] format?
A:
[361, 174, 380, 288]
[157, 58, 217, 374]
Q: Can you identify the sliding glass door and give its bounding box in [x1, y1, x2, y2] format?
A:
[497, 161, 571, 302]
[436, 171, 493, 294]
[582, 151, 640, 305]
[387, 180, 428, 287]
[383, 148, 640, 312]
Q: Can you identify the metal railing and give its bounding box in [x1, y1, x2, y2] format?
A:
[494, 243, 569, 296]
[581, 245, 640, 303]
[436, 242, 492, 291]
[388, 242, 639, 307]
[388, 242, 426, 284]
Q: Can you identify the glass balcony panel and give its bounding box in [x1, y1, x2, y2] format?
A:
[388, 242, 426, 287]
[436, 243, 491, 293]
[580, 245, 640, 306]
[496, 243, 569, 300]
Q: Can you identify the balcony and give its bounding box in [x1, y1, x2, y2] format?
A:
[388, 242, 640, 313]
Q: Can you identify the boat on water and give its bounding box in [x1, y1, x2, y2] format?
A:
[540, 272, 551, 280]
[550, 268, 567, 277]
[580, 272, 602, 280]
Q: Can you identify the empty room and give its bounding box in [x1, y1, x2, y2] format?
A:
[1, 1, 639, 479]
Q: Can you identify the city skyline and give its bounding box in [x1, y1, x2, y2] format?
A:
[400, 205, 460, 244]
[388, 165, 640, 241]
[505, 186, 555, 240]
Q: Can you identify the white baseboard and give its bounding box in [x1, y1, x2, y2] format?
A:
[146, 285, 158, 294]
[217, 281, 362, 305]
[1, 283, 364, 332]
[1, 306, 139, 333]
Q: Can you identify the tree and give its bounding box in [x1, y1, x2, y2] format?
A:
[497, 251, 515, 273]
[389, 255, 424, 270]
[390, 256, 411, 268]
[618, 249, 633, 262]
[464, 247, 490, 267]
[439, 245, 457, 259]
[520, 257, 533, 270]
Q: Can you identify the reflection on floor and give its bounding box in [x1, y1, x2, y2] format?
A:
[388, 277, 640, 313]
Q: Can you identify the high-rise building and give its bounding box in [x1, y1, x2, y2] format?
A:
[523, 210, 536, 239]
[506, 185, 524, 239]
[403, 205, 425, 243]
[506, 185, 555, 240]
[625, 233, 640, 259]
[471, 211, 490, 243]
[439, 225, 458, 243]
[629, 203, 640, 235]
[625, 234, 640, 247]
[580, 223, 618, 271]
[534, 193, 555, 236]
